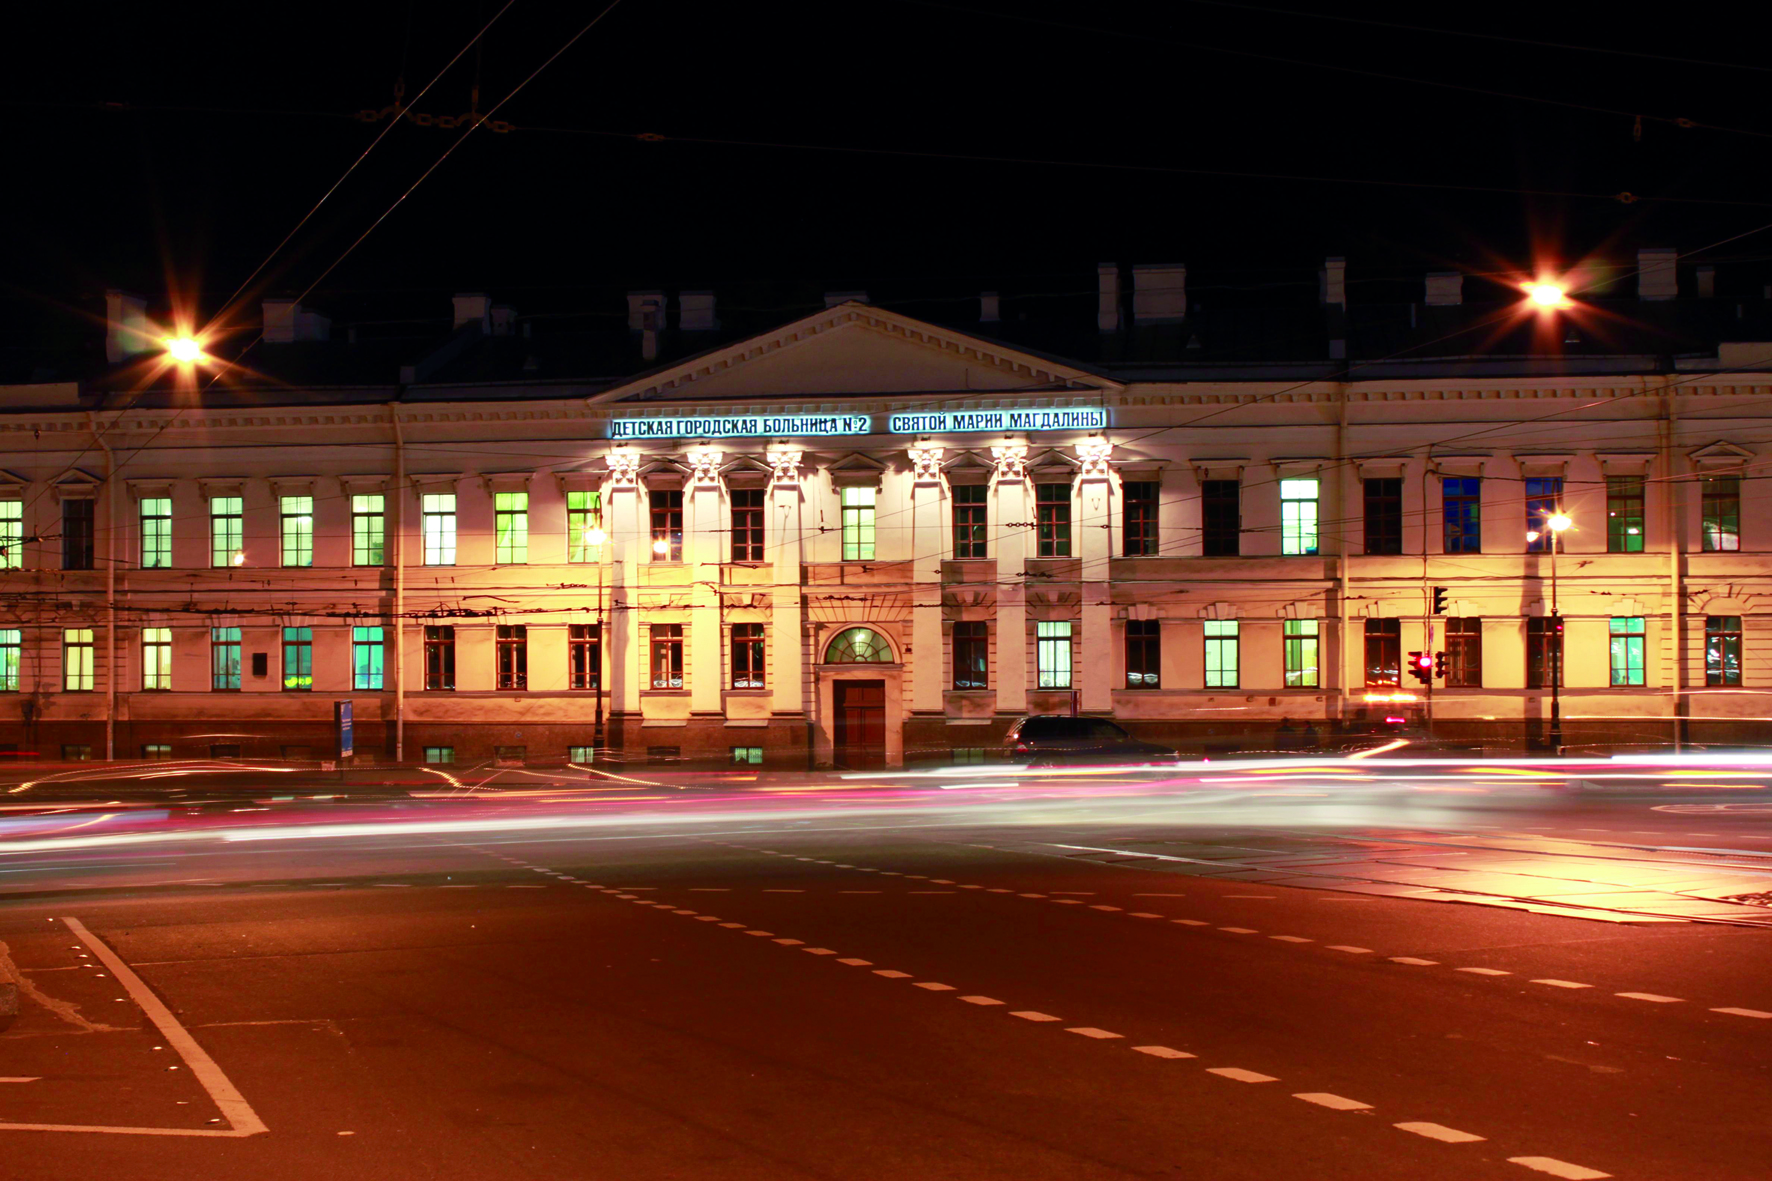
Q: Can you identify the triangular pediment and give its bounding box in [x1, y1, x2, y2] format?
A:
[1691, 440, 1753, 467]
[591, 303, 1118, 404]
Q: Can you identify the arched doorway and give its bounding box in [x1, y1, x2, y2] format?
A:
[824, 628, 894, 769]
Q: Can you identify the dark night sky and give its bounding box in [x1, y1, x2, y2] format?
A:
[4, 1, 1770, 350]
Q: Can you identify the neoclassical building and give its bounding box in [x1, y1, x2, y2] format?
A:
[3, 265, 1771, 766]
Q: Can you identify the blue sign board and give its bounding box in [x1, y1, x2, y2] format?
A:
[336, 700, 353, 760]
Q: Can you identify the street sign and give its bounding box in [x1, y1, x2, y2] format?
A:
[335, 700, 353, 760]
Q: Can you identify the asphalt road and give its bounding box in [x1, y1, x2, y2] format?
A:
[2, 774, 1769, 1180]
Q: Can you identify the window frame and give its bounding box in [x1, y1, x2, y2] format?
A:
[281, 626, 312, 691]
[569, 623, 601, 691]
[424, 625, 456, 691]
[1035, 483, 1072, 558]
[209, 496, 243, 567]
[1705, 615, 1743, 687]
[352, 626, 384, 691]
[495, 624, 528, 690]
[422, 493, 457, 566]
[139, 497, 172, 568]
[494, 491, 529, 565]
[649, 623, 684, 689]
[1201, 479, 1240, 557]
[1442, 477, 1481, 554]
[1701, 475, 1741, 552]
[211, 626, 241, 691]
[1035, 620, 1072, 689]
[1363, 477, 1402, 555]
[1204, 620, 1239, 688]
[650, 488, 684, 562]
[1280, 478, 1319, 556]
[1125, 618, 1161, 688]
[566, 490, 602, 563]
[1526, 617, 1563, 689]
[1606, 475, 1645, 553]
[840, 486, 876, 561]
[63, 497, 95, 570]
[352, 494, 386, 567]
[1609, 616, 1646, 686]
[0, 500, 20, 570]
[1364, 618, 1401, 688]
[952, 620, 988, 690]
[730, 488, 765, 562]
[1283, 618, 1319, 688]
[142, 626, 172, 690]
[731, 622, 765, 689]
[63, 627, 95, 692]
[279, 495, 314, 568]
[1443, 616, 1482, 688]
[952, 483, 988, 559]
[1525, 477, 1564, 553]
[0, 628, 19, 692]
[1122, 480, 1159, 557]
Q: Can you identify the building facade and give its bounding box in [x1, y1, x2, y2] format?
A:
[4, 277, 1772, 766]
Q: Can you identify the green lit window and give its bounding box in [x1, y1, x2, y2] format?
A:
[1606, 476, 1645, 553]
[567, 490, 602, 563]
[283, 627, 312, 691]
[422, 494, 456, 565]
[424, 746, 454, 765]
[0, 500, 23, 569]
[140, 497, 171, 568]
[63, 628, 94, 691]
[0, 628, 19, 691]
[495, 492, 528, 564]
[1036, 620, 1072, 689]
[1284, 619, 1319, 688]
[1609, 616, 1645, 687]
[352, 494, 385, 566]
[1205, 620, 1240, 688]
[731, 746, 764, 765]
[1280, 478, 1319, 555]
[353, 626, 384, 690]
[211, 627, 241, 690]
[210, 496, 243, 567]
[143, 627, 172, 690]
[280, 496, 313, 567]
[842, 486, 875, 561]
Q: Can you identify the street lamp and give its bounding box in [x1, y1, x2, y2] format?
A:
[1531, 511, 1574, 752]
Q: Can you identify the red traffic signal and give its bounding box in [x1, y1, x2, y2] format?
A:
[1406, 651, 1432, 684]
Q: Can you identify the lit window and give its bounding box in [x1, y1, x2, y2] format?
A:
[841, 487, 876, 561]
[1702, 476, 1741, 552]
[568, 746, 595, 764]
[211, 627, 241, 690]
[650, 489, 683, 561]
[143, 627, 173, 690]
[280, 495, 313, 567]
[1280, 478, 1318, 555]
[140, 497, 171, 568]
[649, 624, 683, 688]
[1706, 615, 1742, 687]
[141, 744, 172, 761]
[352, 627, 384, 690]
[0, 628, 21, 692]
[0, 500, 20, 570]
[1125, 619, 1160, 688]
[731, 746, 764, 765]
[1442, 477, 1480, 554]
[422, 494, 456, 565]
[1606, 476, 1644, 553]
[825, 627, 892, 664]
[567, 490, 602, 563]
[352, 494, 386, 566]
[1204, 620, 1239, 688]
[423, 746, 454, 765]
[731, 623, 765, 689]
[63, 628, 94, 692]
[1036, 621, 1072, 689]
[282, 627, 312, 691]
[1609, 616, 1645, 686]
[210, 496, 243, 567]
[1525, 478, 1563, 552]
[1284, 619, 1318, 688]
[495, 491, 528, 564]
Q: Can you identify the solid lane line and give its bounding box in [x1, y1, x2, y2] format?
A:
[1395, 1122, 1485, 1143]
[1507, 1156, 1611, 1179]
[1294, 1092, 1371, 1111]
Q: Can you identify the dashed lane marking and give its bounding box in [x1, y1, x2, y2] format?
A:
[773, 938, 805, 946]
[0, 1078, 42, 1083]
[1270, 935, 1313, 943]
[1616, 992, 1683, 1003]
[1508, 1156, 1612, 1179]
[1207, 1067, 1277, 1084]
[1011, 1010, 1062, 1022]
[1457, 967, 1511, 976]
[960, 995, 1005, 1006]
[744, 930, 774, 937]
[1052, 899, 1085, 905]
[1531, 979, 1592, 990]
[719, 922, 747, 929]
[1712, 1007, 1772, 1019]
[1132, 1045, 1195, 1060]
[1018, 893, 1046, 898]
[1389, 957, 1438, 966]
[1065, 1027, 1123, 1039]
[1295, 1092, 1372, 1111]
[837, 958, 872, 966]
[1395, 1122, 1485, 1143]
[1089, 905, 1123, 912]
[914, 982, 956, 991]
[1219, 927, 1259, 934]
[802, 948, 838, 956]
[873, 970, 912, 979]
[1129, 912, 1164, 918]
[1173, 919, 1210, 927]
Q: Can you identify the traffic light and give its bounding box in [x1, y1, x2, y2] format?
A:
[1433, 650, 1447, 679]
[1431, 586, 1448, 614]
[1406, 651, 1432, 685]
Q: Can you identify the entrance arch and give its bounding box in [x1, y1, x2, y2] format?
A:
[817, 626, 903, 769]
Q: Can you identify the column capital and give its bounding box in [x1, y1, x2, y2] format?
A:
[991, 441, 1029, 480]
[685, 447, 723, 487]
[1076, 436, 1112, 481]
[766, 445, 804, 486]
[606, 446, 640, 487]
[908, 446, 944, 484]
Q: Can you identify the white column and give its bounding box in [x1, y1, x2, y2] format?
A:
[909, 447, 945, 715]
[687, 451, 724, 717]
[1077, 439, 1113, 712]
[992, 442, 1029, 714]
[768, 448, 805, 717]
[606, 450, 643, 716]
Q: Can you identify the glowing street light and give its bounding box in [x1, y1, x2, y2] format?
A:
[583, 526, 607, 548]
[164, 336, 205, 363]
[1525, 281, 1569, 309]
[1547, 512, 1572, 534]
[1533, 509, 1574, 753]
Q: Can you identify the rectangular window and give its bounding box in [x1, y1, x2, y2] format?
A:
[1284, 619, 1319, 688]
[424, 746, 454, 765]
[496, 624, 528, 690]
[279, 495, 313, 567]
[1123, 480, 1159, 556]
[650, 489, 684, 561]
[0, 500, 20, 569]
[142, 627, 172, 690]
[1204, 620, 1239, 688]
[1702, 475, 1741, 552]
[63, 627, 94, 691]
[568, 746, 595, 764]
[63, 498, 95, 570]
[952, 747, 986, 765]
[139, 497, 171, 568]
[1280, 478, 1319, 555]
[1201, 479, 1240, 556]
[494, 746, 526, 764]
[1606, 476, 1645, 553]
[211, 627, 241, 690]
[62, 744, 92, 761]
[494, 492, 528, 564]
[1363, 478, 1403, 555]
[1442, 477, 1481, 554]
[647, 746, 680, 766]
[1444, 617, 1482, 688]
[422, 493, 456, 565]
[953, 620, 988, 689]
[1036, 621, 1072, 688]
[210, 744, 241, 759]
[569, 624, 601, 690]
[1526, 617, 1562, 689]
[1364, 618, 1400, 687]
[1706, 615, 1743, 687]
[1525, 477, 1563, 552]
[210, 496, 243, 567]
[731, 488, 765, 562]
[1609, 616, 1645, 686]
[141, 744, 172, 761]
[841, 486, 876, 561]
[424, 625, 455, 690]
[352, 494, 386, 566]
[650, 624, 684, 689]
[1035, 483, 1071, 558]
[731, 746, 764, 766]
[731, 623, 765, 689]
[567, 490, 602, 562]
[282, 626, 312, 691]
[0, 628, 18, 691]
[952, 484, 988, 559]
[1126, 619, 1161, 688]
[352, 626, 384, 690]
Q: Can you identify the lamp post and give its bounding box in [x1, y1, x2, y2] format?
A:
[1530, 511, 1573, 752]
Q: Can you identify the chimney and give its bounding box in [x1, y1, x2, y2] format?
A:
[1096, 263, 1120, 333]
[626, 290, 664, 331]
[452, 293, 491, 332]
[104, 290, 152, 364]
[490, 305, 517, 336]
[824, 290, 868, 307]
[1696, 265, 1716, 299]
[1638, 248, 1677, 301]
[1131, 264, 1187, 323]
[979, 292, 1000, 323]
[679, 290, 719, 332]
[1424, 272, 1463, 306]
[1321, 257, 1347, 307]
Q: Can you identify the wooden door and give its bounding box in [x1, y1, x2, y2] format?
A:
[834, 680, 886, 769]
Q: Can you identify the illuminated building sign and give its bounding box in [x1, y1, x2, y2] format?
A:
[886, 408, 1107, 433]
[608, 415, 872, 440]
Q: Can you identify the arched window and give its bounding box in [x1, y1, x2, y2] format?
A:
[824, 627, 893, 664]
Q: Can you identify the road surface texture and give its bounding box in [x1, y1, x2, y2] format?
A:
[1, 766, 1768, 1179]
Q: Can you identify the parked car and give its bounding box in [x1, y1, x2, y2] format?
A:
[1002, 715, 1182, 766]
